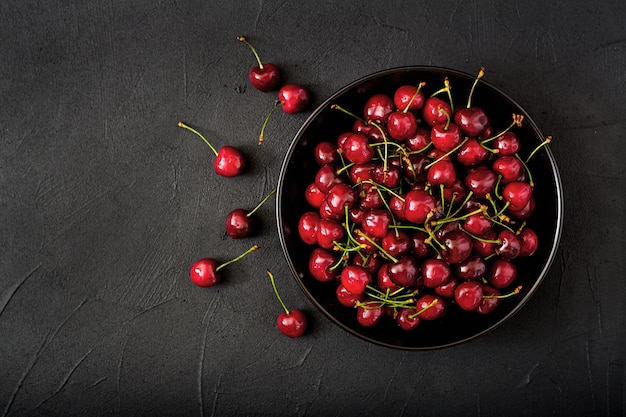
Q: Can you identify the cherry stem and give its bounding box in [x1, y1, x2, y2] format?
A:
[369, 122, 390, 175]
[429, 207, 483, 226]
[216, 244, 260, 272]
[483, 285, 522, 299]
[424, 137, 469, 170]
[237, 36, 265, 70]
[355, 230, 399, 263]
[360, 179, 404, 200]
[515, 153, 534, 188]
[178, 122, 219, 156]
[409, 298, 438, 319]
[448, 190, 474, 219]
[403, 82, 426, 114]
[330, 104, 366, 123]
[525, 135, 552, 164]
[467, 66, 485, 108]
[246, 189, 276, 217]
[259, 101, 283, 145]
[444, 78, 454, 113]
[480, 114, 524, 144]
[266, 270, 290, 314]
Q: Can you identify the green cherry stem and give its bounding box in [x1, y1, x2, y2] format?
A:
[467, 67, 485, 108]
[525, 135, 552, 164]
[444, 78, 454, 113]
[178, 122, 219, 156]
[480, 114, 524, 144]
[425, 137, 469, 169]
[216, 244, 260, 272]
[409, 298, 439, 319]
[483, 285, 522, 299]
[237, 36, 265, 70]
[355, 230, 399, 263]
[266, 270, 290, 314]
[429, 207, 484, 226]
[515, 153, 534, 188]
[403, 82, 426, 114]
[246, 189, 276, 217]
[259, 101, 283, 145]
[330, 104, 366, 123]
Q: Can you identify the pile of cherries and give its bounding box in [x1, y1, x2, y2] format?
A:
[297, 68, 550, 330]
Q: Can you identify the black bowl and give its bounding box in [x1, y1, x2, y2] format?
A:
[276, 66, 563, 350]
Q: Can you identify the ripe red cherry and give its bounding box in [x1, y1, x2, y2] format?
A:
[356, 299, 385, 327]
[473, 230, 498, 257]
[267, 271, 307, 338]
[362, 209, 392, 239]
[298, 211, 320, 245]
[325, 183, 357, 215]
[430, 122, 462, 153]
[381, 230, 411, 258]
[456, 138, 490, 167]
[178, 122, 245, 177]
[477, 285, 501, 314]
[454, 107, 489, 137]
[376, 264, 400, 292]
[314, 165, 342, 193]
[411, 230, 434, 259]
[422, 97, 452, 127]
[305, 183, 326, 208]
[352, 253, 382, 275]
[314, 141, 340, 166]
[336, 284, 364, 307]
[236, 36, 280, 92]
[278, 84, 310, 114]
[492, 155, 524, 184]
[342, 133, 374, 164]
[357, 183, 384, 210]
[493, 132, 521, 155]
[225, 189, 276, 239]
[316, 218, 344, 249]
[406, 127, 431, 152]
[340, 265, 372, 295]
[387, 111, 418, 141]
[308, 247, 338, 282]
[364, 94, 394, 123]
[404, 190, 437, 224]
[434, 276, 459, 299]
[414, 294, 446, 320]
[349, 162, 377, 183]
[190, 245, 259, 287]
[518, 227, 539, 257]
[396, 308, 422, 331]
[507, 195, 536, 219]
[421, 258, 452, 288]
[463, 212, 492, 236]
[502, 181, 533, 211]
[393, 83, 426, 112]
[387, 255, 419, 287]
[441, 230, 473, 264]
[456, 255, 487, 280]
[454, 281, 484, 311]
[495, 229, 522, 259]
[427, 159, 457, 187]
[487, 258, 517, 289]
[464, 166, 497, 198]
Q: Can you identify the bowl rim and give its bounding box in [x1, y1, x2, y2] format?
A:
[276, 65, 564, 350]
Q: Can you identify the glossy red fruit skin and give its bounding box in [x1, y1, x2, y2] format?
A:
[442, 230, 473, 264]
[502, 181, 533, 211]
[298, 212, 320, 245]
[411, 231, 433, 259]
[495, 229, 522, 259]
[430, 122, 462, 153]
[362, 209, 392, 239]
[305, 183, 326, 208]
[473, 230, 498, 257]
[376, 263, 400, 293]
[421, 258, 452, 288]
[315, 165, 342, 193]
[507, 195, 535, 220]
[308, 248, 337, 282]
[396, 308, 421, 331]
[404, 190, 437, 224]
[518, 228, 539, 257]
[387, 111, 418, 141]
[488, 258, 517, 289]
[406, 127, 431, 152]
[279, 84, 309, 114]
[464, 166, 497, 198]
[356, 299, 384, 327]
[492, 155, 523, 184]
[454, 281, 484, 311]
[393, 85, 425, 112]
[434, 276, 459, 299]
[456, 255, 487, 280]
[477, 285, 501, 314]
[349, 162, 377, 184]
[225, 209, 251, 239]
[415, 294, 446, 321]
[381, 230, 411, 258]
[454, 107, 489, 137]
[456, 138, 489, 167]
[190, 258, 220, 287]
[463, 212, 492, 237]
[316, 218, 344, 249]
[277, 309, 307, 338]
[214, 146, 245, 177]
[340, 265, 372, 295]
[364, 94, 394, 123]
[388, 255, 419, 287]
[336, 284, 364, 307]
[494, 132, 521, 155]
[314, 141, 340, 166]
[342, 133, 374, 164]
[352, 253, 382, 275]
[427, 159, 457, 187]
[248, 62, 280, 92]
[422, 97, 452, 127]
[325, 183, 357, 215]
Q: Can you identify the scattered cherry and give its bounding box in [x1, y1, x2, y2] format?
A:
[237, 36, 280, 92]
[225, 189, 276, 239]
[178, 122, 245, 177]
[190, 244, 259, 287]
[267, 270, 307, 338]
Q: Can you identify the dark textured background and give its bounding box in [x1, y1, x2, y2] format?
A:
[1, 1, 624, 416]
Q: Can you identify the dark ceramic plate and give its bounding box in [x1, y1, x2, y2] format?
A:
[276, 66, 563, 350]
